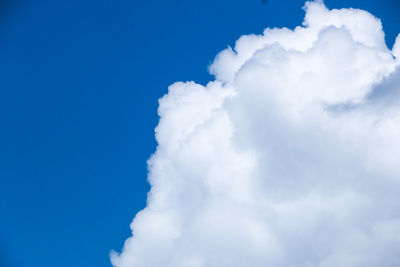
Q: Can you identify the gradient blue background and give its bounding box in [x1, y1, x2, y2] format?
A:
[0, 0, 399, 266]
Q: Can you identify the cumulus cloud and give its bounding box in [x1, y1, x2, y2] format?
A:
[111, 1, 400, 266]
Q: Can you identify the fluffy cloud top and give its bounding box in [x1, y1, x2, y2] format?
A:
[112, 2, 400, 266]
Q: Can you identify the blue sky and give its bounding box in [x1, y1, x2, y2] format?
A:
[0, 1, 399, 267]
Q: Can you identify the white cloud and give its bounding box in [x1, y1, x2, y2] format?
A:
[111, 1, 400, 266]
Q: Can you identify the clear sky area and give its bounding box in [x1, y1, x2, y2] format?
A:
[0, 0, 399, 266]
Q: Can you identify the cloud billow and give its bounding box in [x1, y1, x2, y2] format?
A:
[112, 1, 400, 266]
